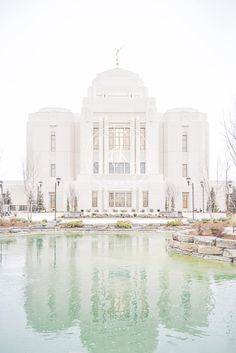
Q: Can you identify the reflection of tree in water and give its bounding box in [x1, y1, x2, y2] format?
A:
[24, 236, 80, 332]
[157, 269, 214, 335]
[0, 237, 16, 265]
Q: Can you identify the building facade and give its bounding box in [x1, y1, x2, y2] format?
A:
[8, 67, 211, 213]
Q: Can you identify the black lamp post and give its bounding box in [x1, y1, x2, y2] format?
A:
[200, 181, 204, 213]
[227, 180, 233, 213]
[37, 181, 43, 212]
[0, 180, 3, 216]
[186, 176, 195, 220]
[54, 177, 61, 221]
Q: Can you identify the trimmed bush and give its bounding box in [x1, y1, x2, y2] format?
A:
[166, 219, 183, 226]
[63, 221, 84, 228]
[115, 221, 132, 229]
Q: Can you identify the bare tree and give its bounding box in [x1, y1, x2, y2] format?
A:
[223, 112, 236, 212]
[23, 157, 38, 222]
[165, 183, 179, 211]
[67, 184, 79, 212]
[202, 159, 225, 216]
[224, 114, 236, 167]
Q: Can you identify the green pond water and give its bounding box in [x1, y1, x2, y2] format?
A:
[0, 231, 236, 353]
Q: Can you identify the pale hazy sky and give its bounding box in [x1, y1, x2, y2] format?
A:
[1, 0, 236, 179]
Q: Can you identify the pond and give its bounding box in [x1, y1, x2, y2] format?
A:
[0, 231, 236, 353]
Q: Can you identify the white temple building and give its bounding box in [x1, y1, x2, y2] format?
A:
[4, 66, 212, 213]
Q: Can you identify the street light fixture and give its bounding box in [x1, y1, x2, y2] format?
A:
[0, 180, 3, 216]
[227, 180, 233, 213]
[200, 181, 204, 213]
[186, 176, 195, 220]
[37, 181, 43, 212]
[54, 177, 61, 222]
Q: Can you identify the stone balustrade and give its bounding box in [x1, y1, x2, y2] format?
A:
[166, 232, 236, 263]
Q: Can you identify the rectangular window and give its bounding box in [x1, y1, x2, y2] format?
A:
[93, 162, 99, 174]
[50, 164, 56, 177]
[109, 192, 132, 207]
[182, 192, 189, 209]
[182, 164, 188, 177]
[49, 192, 55, 209]
[115, 192, 125, 207]
[182, 134, 188, 152]
[140, 162, 146, 174]
[51, 132, 56, 152]
[109, 192, 115, 207]
[92, 191, 98, 207]
[140, 127, 146, 150]
[109, 162, 130, 174]
[143, 191, 148, 208]
[109, 128, 130, 150]
[93, 127, 99, 150]
[19, 205, 27, 211]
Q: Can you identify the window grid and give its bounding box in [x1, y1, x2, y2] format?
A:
[109, 162, 130, 174]
[182, 164, 188, 177]
[93, 162, 99, 174]
[109, 192, 132, 207]
[182, 134, 188, 152]
[92, 191, 98, 207]
[109, 128, 130, 150]
[50, 164, 56, 177]
[140, 162, 146, 174]
[93, 128, 99, 150]
[140, 127, 146, 150]
[143, 191, 149, 207]
[49, 192, 55, 209]
[182, 192, 189, 209]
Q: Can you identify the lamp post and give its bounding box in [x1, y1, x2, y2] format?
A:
[0, 180, 3, 216]
[227, 180, 233, 213]
[186, 177, 195, 220]
[37, 181, 43, 212]
[200, 181, 204, 213]
[54, 177, 61, 222]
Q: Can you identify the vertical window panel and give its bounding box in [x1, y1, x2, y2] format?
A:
[182, 192, 189, 209]
[92, 191, 98, 207]
[109, 192, 115, 207]
[50, 132, 56, 152]
[140, 162, 146, 174]
[140, 128, 146, 150]
[93, 128, 99, 150]
[143, 191, 148, 207]
[50, 164, 56, 177]
[182, 134, 188, 152]
[182, 164, 188, 177]
[49, 192, 55, 209]
[93, 162, 99, 174]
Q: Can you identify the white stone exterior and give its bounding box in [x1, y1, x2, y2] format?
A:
[3, 67, 213, 213]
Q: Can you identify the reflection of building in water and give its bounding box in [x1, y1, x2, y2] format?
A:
[24, 234, 214, 352]
[24, 235, 81, 332]
[156, 269, 214, 335]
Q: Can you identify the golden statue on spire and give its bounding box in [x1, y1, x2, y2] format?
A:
[116, 47, 122, 67]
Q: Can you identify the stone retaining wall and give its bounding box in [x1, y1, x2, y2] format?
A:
[166, 232, 236, 263]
